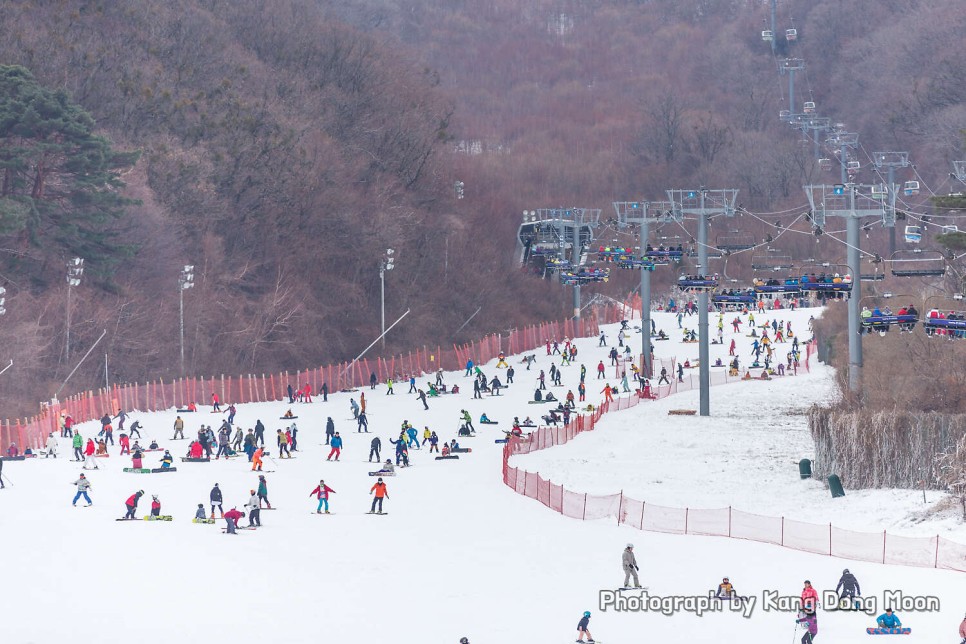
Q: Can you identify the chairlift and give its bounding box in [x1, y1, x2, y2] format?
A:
[922, 295, 966, 338]
[818, 158, 832, 172]
[941, 225, 959, 234]
[785, 28, 798, 41]
[762, 30, 774, 42]
[871, 185, 888, 200]
[715, 234, 756, 253]
[889, 249, 945, 278]
[859, 294, 919, 335]
[677, 274, 719, 293]
[795, 263, 853, 299]
[712, 289, 757, 310]
[803, 101, 815, 114]
[903, 181, 920, 196]
[846, 161, 861, 172]
[903, 225, 922, 244]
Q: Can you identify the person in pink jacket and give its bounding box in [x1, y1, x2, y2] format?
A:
[309, 480, 336, 514]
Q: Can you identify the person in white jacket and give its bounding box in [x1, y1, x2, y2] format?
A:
[45, 433, 58, 458]
[244, 490, 261, 527]
[623, 543, 641, 588]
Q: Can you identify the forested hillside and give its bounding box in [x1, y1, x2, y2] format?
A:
[0, 0, 963, 414]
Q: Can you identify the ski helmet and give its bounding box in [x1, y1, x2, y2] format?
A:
[583, 611, 591, 618]
[843, 569, 849, 574]
[377, 477, 383, 482]
[460, 639, 469, 644]
[626, 543, 634, 548]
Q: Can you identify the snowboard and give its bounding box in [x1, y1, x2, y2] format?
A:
[435, 455, 459, 460]
[480, 420, 499, 425]
[311, 512, 335, 515]
[123, 468, 152, 473]
[451, 448, 472, 453]
[866, 628, 911, 635]
[527, 400, 549, 404]
[494, 439, 508, 444]
[192, 518, 216, 524]
[368, 472, 395, 477]
[116, 517, 139, 521]
[141, 448, 164, 452]
[280, 416, 299, 420]
[175, 409, 196, 413]
[365, 511, 388, 515]
[260, 507, 277, 511]
[153, 467, 177, 473]
[181, 457, 210, 462]
[144, 515, 173, 521]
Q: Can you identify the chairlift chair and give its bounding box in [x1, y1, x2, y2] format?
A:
[903, 225, 922, 244]
[803, 101, 816, 114]
[889, 249, 945, 278]
[871, 185, 888, 200]
[903, 181, 920, 196]
[922, 295, 966, 339]
[762, 30, 774, 41]
[846, 161, 861, 172]
[859, 294, 920, 335]
[785, 28, 798, 41]
[818, 158, 832, 172]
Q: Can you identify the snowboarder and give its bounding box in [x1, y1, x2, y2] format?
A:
[876, 608, 901, 629]
[124, 490, 144, 519]
[251, 446, 264, 471]
[310, 479, 336, 513]
[369, 478, 388, 514]
[210, 483, 223, 518]
[72, 474, 92, 506]
[800, 580, 818, 613]
[576, 611, 594, 643]
[194, 504, 207, 521]
[327, 432, 342, 461]
[257, 475, 272, 508]
[276, 429, 291, 458]
[211, 392, 221, 412]
[159, 450, 174, 469]
[326, 417, 336, 444]
[173, 416, 185, 440]
[418, 389, 428, 409]
[369, 436, 381, 462]
[357, 410, 369, 432]
[45, 432, 58, 458]
[150, 495, 161, 518]
[622, 543, 641, 588]
[835, 569, 861, 608]
[83, 438, 98, 470]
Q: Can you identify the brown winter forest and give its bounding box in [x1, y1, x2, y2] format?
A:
[0, 0, 964, 416]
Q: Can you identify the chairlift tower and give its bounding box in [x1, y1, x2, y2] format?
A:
[612, 200, 680, 377]
[518, 208, 601, 319]
[804, 183, 893, 395]
[873, 152, 910, 256]
[827, 129, 859, 185]
[800, 116, 831, 160]
[667, 188, 739, 417]
[779, 59, 805, 123]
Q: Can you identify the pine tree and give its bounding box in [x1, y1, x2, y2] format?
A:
[0, 64, 140, 275]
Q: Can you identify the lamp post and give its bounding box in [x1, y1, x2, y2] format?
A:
[179, 265, 195, 376]
[380, 249, 395, 348]
[65, 257, 84, 360]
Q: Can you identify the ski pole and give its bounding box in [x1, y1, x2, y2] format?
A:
[2, 472, 13, 487]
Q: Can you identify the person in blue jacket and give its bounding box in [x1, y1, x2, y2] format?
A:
[877, 608, 901, 629]
[406, 425, 420, 449]
[464, 359, 473, 376]
[389, 435, 409, 466]
[576, 610, 594, 643]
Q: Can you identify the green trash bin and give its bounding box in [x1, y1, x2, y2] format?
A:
[828, 474, 845, 498]
[798, 458, 812, 480]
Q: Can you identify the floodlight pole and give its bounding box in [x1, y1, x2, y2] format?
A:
[846, 196, 862, 393]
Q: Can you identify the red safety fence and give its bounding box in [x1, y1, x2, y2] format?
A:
[1, 303, 636, 452]
[503, 341, 966, 573]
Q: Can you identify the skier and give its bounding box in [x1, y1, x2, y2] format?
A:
[124, 490, 144, 519]
[386, 377, 395, 395]
[223, 507, 244, 534]
[150, 495, 161, 518]
[369, 436, 381, 462]
[310, 479, 336, 514]
[327, 432, 342, 461]
[257, 474, 272, 509]
[72, 432, 83, 461]
[658, 367, 670, 385]
[876, 608, 901, 629]
[276, 429, 290, 458]
[622, 543, 641, 588]
[357, 410, 369, 432]
[576, 611, 594, 643]
[71, 473, 93, 506]
[251, 446, 264, 472]
[326, 417, 336, 444]
[245, 489, 261, 527]
[795, 609, 818, 644]
[254, 419, 266, 446]
[210, 483, 223, 518]
[369, 478, 388, 514]
[835, 569, 861, 608]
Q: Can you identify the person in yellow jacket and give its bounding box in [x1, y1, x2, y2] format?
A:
[422, 426, 432, 446]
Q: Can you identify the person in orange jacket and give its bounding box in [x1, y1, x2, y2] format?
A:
[369, 478, 388, 514]
[251, 446, 264, 471]
[600, 384, 614, 403]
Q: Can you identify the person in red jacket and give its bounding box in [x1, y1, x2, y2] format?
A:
[150, 495, 161, 518]
[119, 433, 130, 456]
[189, 441, 204, 459]
[223, 507, 244, 534]
[309, 480, 336, 514]
[83, 438, 99, 470]
[369, 478, 388, 514]
[800, 580, 819, 613]
[597, 361, 606, 379]
[211, 392, 221, 412]
[124, 490, 144, 519]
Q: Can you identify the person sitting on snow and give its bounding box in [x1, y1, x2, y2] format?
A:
[451, 439, 461, 450]
[441, 442, 451, 457]
[380, 459, 395, 474]
[480, 413, 492, 424]
[876, 608, 901, 630]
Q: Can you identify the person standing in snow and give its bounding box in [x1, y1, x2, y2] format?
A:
[173, 416, 185, 440]
[257, 475, 272, 509]
[245, 489, 261, 527]
[576, 611, 594, 643]
[622, 543, 641, 588]
[124, 490, 144, 519]
[795, 609, 818, 644]
[210, 483, 223, 519]
[309, 479, 336, 514]
[369, 478, 388, 514]
[223, 507, 244, 534]
[254, 419, 266, 446]
[45, 432, 58, 458]
[327, 432, 342, 461]
[83, 438, 98, 470]
[71, 474, 92, 506]
[72, 431, 83, 461]
[835, 569, 861, 607]
[369, 436, 381, 462]
[276, 429, 291, 458]
[800, 580, 819, 614]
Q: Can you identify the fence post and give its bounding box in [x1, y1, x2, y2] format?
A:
[582, 493, 587, 520]
[640, 501, 645, 530]
[828, 523, 832, 556]
[781, 517, 784, 546]
[617, 490, 623, 526]
[728, 506, 732, 537]
[685, 507, 689, 534]
[523, 472, 529, 497]
[882, 531, 886, 564]
[934, 535, 939, 568]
